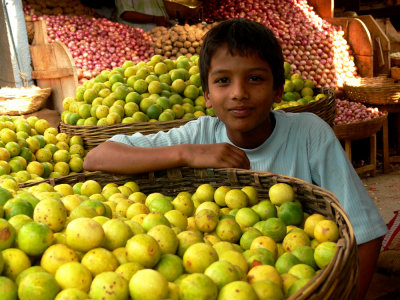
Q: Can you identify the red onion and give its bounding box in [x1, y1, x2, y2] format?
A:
[334, 99, 385, 125]
[36, 14, 154, 82]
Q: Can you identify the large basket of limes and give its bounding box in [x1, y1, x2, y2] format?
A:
[277, 88, 337, 127]
[19, 167, 358, 299]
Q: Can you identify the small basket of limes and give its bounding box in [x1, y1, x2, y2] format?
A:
[59, 55, 215, 150]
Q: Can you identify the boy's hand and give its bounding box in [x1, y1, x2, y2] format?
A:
[182, 143, 250, 169]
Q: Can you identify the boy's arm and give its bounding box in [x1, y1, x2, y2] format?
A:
[356, 237, 382, 300]
[83, 141, 250, 174]
[120, 11, 171, 26]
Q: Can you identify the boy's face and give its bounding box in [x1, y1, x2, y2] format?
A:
[204, 44, 283, 147]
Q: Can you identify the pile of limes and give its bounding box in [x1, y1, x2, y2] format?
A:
[0, 115, 86, 184]
[61, 55, 215, 126]
[272, 62, 328, 110]
[0, 178, 340, 299]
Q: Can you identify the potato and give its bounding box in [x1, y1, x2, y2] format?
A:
[174, 41, 184, 48]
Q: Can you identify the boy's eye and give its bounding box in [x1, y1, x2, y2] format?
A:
[249, 75, 264, 82]
[215, 77, 230, 84]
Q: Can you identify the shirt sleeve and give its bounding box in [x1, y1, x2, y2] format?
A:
[306, 115, 387, 245]
[108, 116, 218, 147]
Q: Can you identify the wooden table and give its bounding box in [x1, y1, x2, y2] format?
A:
[374, 104, 400, 173]
[334, 115, 387, 177]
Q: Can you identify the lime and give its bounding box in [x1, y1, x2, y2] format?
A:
[314, 241, 337, 269]
[275, 252, 300, 274]
[40, 243, 79, 274]
[314, 220, 340, 243]
[54, 261, 92, 292]
[269, 183, 295, 205]
[301, 87, 314, 97]
[18, 272, 60, 300]
[81, 248, 119, 276]
[218, 281, 257, 300]
[278, 202, 303, 226]
[262, 217, 287, 242]
[126, 233, 161, 268]
[155, 254, 184, 282]
[4, 198, 33, 219]
[89, 272, 128, 300]
[178, 273, 218, 300]
[146, 104, 163, 120]
[129, 269, 168, 300]
[17, 221, 54, 256]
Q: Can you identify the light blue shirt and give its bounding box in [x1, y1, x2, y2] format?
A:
[109, 110, 388, 244]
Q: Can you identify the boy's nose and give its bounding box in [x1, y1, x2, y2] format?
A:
[231, 81, 249, 100]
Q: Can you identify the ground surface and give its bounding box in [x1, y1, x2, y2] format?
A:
[361, 164, 400, 299]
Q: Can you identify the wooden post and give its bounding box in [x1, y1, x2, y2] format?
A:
[326, 17, 374, 77]
[30, 20, 78, 113]
[308, 0, 334, 19]
[357, 15, 391, 76]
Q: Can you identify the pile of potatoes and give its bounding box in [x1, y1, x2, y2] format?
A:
[150, 23, 215, 60]
[22, 0, 97, 17]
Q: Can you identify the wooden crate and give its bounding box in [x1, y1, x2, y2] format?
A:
[29, 20, 78, 113]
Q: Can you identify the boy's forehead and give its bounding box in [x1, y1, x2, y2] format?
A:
[213, 44, 259, 58]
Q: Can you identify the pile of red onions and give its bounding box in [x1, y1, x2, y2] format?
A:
[334, 99, 385, 125]
[203, 0, 357, 89]
[36, 14, 154, 82]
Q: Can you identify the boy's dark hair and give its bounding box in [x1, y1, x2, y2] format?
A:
[199, 18, 285, 93]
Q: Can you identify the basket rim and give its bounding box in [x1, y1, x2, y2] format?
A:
[343, 76, 400, 88]
[333, 113, 388, 129]
[59, 117, 194, 130]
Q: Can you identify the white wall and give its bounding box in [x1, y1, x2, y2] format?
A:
[0, 0, 33, 87]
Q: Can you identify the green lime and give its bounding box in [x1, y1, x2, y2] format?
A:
[278, 202, 303, 226]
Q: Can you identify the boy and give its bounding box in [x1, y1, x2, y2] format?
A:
[84, 18, 387, 299]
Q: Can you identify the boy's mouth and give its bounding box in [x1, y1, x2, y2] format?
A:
[229, 107, 252, 117]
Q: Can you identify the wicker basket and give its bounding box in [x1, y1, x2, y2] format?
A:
[0, 86, 51, 115]
[390, 52, 400, 67]
[279, 88, 337, 127]
[20, 167, 358, 299]
[59, 118, 193, 150]
[343, 76, 400, 105]
[163, 0, 202, 19]
[333, 114, 387, 140]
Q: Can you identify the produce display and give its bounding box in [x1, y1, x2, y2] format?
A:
[0, 115, 85, 183]
[0, 179, 339, 299]
[334, 99, 385, 125]
[23, 0, 360, 90]
[32, 14, 154, 83]
[202, 0, 357, 89]
[61, 55, 213, 126]
[150, 23, 214, 60]
[22, 1, 97, 17]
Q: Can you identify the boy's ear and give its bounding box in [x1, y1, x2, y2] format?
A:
[274, 87, 284, 103]
[204, 91, 213, 108]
